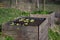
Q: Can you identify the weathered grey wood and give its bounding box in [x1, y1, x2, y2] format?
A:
[2, 17, 48, 40]
[30, 12, 55, 29]
[39, 19, 48, 40]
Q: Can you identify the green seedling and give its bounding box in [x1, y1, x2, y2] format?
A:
[30, 19, 34, 22]
[24, 23, 28, 25]
[16, 23, 19, 26]
[5, 36, 14, 40]
[19, 18, 25, 21]
[26, 19, 29, 21]
[24, 20, 29, 22]
[24, 20, 27, 22]
[23, 19, 29, 22]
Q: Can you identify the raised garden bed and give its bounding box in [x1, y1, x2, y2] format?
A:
[2, 17, 48, 40]
[30, 11, 55, 29]
[55, 13, 60, 25]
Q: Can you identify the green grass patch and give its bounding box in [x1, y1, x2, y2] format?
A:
[31, 10, 52, 14]
[5, 36, 14, 40]
[48, 28, 60, 40]
[22, 11, 29, 16]
[0, 8, 29, 24]
[0, 8, 21, 24]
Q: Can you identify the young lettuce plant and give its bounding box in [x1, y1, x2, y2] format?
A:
[16, 23, 20, 26]
[19, 18, 25, 21]
[30, 19, 35, 22]
[24, 23, 28, 26]
[24, 19, 29, 22]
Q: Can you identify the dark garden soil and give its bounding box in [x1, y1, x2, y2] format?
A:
[8, 17, 46, 26]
